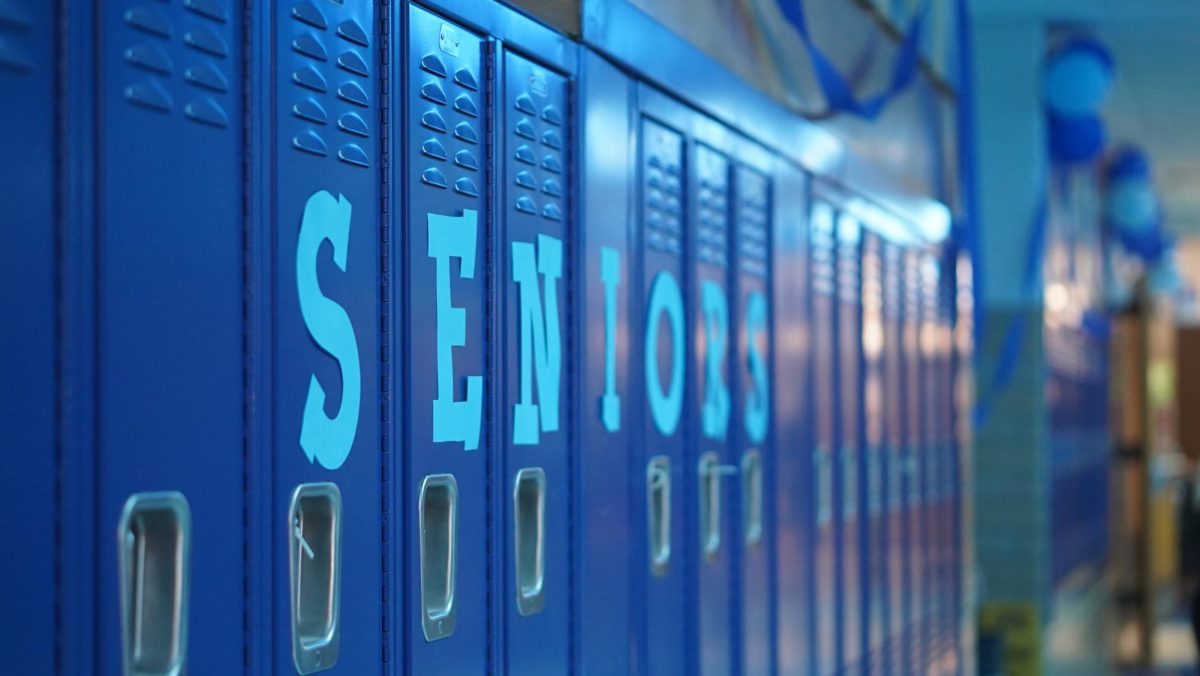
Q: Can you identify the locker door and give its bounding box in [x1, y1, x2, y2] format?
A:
[497, 48, 572, 673]
[637, 116, 690, 676]
[404, 6, 490, 673]
[809, 201, 839, 676]
[269, 1, 382, 672]
[919, 253, 940, 673]
[689, 141, 735, 676]
[883, 240, 906, 674]
[772, 164, 813, 676]
[95, 1, 246, 672]
[861, 231, 889, 674]
[0, 1, 56, 672]
[734, 163, 776, 675]
[836, 212, 865, 673]
[902, 248, 926, 674]
[576, 49, 636, 675]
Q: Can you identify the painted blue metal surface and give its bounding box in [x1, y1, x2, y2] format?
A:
[861, 229, 890, 675]
[265, 2, 384, 674]
[0, 1, 56, 672]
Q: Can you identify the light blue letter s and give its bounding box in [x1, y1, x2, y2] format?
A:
[744, 291, 770, 443]
[430, 210, 483, 451]
[297, 191, 361, 470]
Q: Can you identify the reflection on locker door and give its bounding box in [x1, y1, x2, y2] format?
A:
[268, 0, 382, 672]
[734, 162, 776, 675]
[1, 1, 56, 672]
[690, 141, 735, 676]
[404, 5, 490, 673]
[772, 163, 813, 676]
[638, 116, 690, 676]
[497, 49, 572, 673]
[95, 1, 246, 672]
[835, 212, 865, 674]
[903, 248, 926, 675]
[883, 240, 907, 674]
[810, 201, 839, 676]
[861, 231, 889, 675]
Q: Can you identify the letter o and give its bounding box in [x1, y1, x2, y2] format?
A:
[645, 271, 685, 436]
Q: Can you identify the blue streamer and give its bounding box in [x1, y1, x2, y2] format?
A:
[776, 0, 932, 119]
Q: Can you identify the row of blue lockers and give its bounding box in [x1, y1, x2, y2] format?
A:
[0, 0, 965, 673]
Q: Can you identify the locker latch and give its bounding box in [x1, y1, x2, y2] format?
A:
[419, 474, 458, 641]
[118, 491, 191, 676]
[513, 467, 547, 616]
[741, 450, 764, 546]
[699, 453, 738, 559]
[646, 456, 672, 576]
[288, 483, 342, 674]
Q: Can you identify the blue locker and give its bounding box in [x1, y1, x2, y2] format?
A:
[902, 247, 927, 674]
[836, 211, 865, 674]
[882, 240, 907, 674]
[94, 1, 247, 672]
[689, 139, 736, 676]
[733, 160, 777, 676]
[576, 48, 637, 675]
[636, 113, 691, 676]
[809, 199, 839, 676]
[919, 253, 942, 674]
[496, 47, 573, 673]
[403, 5, 490, 673]
[861, 230, 889, 674]
[266, 1, 383, 672]
[0, 1, 56, 672]
[772, 164, 814, 676]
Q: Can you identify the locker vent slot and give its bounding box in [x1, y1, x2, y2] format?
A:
[736, 166, 769, 278]
[642, 119, 683, 255]
[696, 145, 728, 269]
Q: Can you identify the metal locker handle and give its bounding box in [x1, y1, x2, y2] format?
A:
[118, 491, 191, 676]
[513, 467, 547, 616]
[288, 483, 342, 674]
[419, 474, 458, 641]
[742, 450, 764, 546]
[698, 452, 737, 559]
[646, 456, 672, 576]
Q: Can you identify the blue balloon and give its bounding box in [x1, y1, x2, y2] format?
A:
[1118, 224, 1171, 264]
[1106, 146, 1150, 183]
[1048, 113, 1106, 164]
[1106, 178, 1159, 234]
[1044, 38, 1114, 117]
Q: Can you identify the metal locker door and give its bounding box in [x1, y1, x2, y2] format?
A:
[95, 1, 247, 672]
[809, 200, 839, 676]
[835, 212, 865, 674]
[689, 141, 735, 676]
[0, 1, 56, 672]
[902, 247, 926, 675]
[637, 115, 690, 676]
[861, 230, 889, 675]
[733, 162, 776, 676]
[496, 48, 572, 673]
[268, 1, 382, 672]
[771, 163, 813, 676]
[882, 239, 906, 675]
[404, 5, 490, 673]
[918, 252, 939, 673]
[575, 48, 637, 676]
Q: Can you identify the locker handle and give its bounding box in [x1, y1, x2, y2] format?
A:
[118, 491, 191, 676]
[288, 483, 342, 674]
[513, 467, 546, 616]
[419, 474, 458, 641]
[741, 450, 764, 546]
[698, 453, 737, 559]
[646, 456, 672, 576]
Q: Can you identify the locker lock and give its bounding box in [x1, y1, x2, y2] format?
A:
[646, 456, 672, 576]
[288, 483, 342, 674]
[118, 492, 191, 676]
[698, 453, 738, 559]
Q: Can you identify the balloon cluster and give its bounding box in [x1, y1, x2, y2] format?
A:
[1104, 146, 1172, 263]
[1044, 38, 1113, 163]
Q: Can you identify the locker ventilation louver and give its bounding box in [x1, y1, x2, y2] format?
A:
[696, 145, 728, 269]
[120, 0, 232, 128]
[643, 122, 683, 255]
[417, 45, 479, 198]
[509, 73, 564, 222]
[288, 0, 370, 167]
[736, 167, 769, 278]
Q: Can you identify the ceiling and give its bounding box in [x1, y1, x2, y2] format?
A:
[976, 0, 1200, 234]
